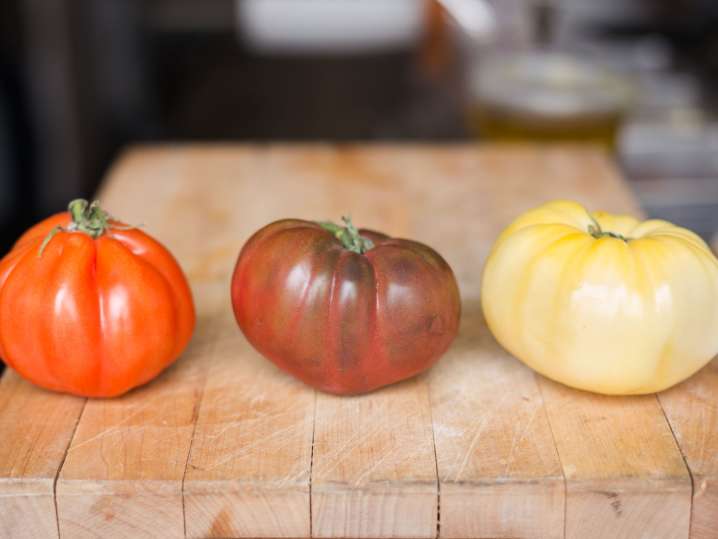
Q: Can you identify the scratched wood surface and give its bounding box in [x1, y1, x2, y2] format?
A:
[0, 145, 716, 539]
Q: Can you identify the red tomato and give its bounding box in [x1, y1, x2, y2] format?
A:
[231, 218, 461, 394]
[0, 200, 195, 397]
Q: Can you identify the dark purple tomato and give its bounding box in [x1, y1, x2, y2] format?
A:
[231, 218, 461, 394]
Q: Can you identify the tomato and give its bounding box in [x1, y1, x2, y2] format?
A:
[231, 217, 461, 394]
[0, 200, 195, 397]
[482, 200, 718, 395]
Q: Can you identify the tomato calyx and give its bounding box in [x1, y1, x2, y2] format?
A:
[38, 199, 134, 257]
[587, 213, 631, 243]
[318, 216, 375, 254]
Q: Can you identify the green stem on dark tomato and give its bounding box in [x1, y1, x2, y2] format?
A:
[318, 216, 375, 254]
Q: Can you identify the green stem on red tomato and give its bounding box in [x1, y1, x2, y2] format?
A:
[318, 216, 375, 254]
[68, 199, 111, 239]
[38, 199, 133, 257]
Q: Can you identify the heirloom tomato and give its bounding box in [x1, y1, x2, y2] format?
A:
[231, 217, 461, 394]
[482, 200, 718, 395]
[0, 199, 195, 397]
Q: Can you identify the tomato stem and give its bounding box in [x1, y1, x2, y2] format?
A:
[587, 213, 631, 242]
[68, 199, 111, 238]
[38, 199, 135, 257]
[318, 216, 375, 254]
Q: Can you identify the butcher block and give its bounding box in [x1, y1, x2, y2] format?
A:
[0, 145, 716, 539]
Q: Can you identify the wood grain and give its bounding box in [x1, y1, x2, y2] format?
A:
[183, 315, 315, 538]
[412, 149, 583, 539]
[177, 145, 440, 539]
[430, 312, 564, 539]
[660, 216, 718, 539]
[0, 371, 84, 538]
[523, 157, 693, 539]
[53, 149, 226, 538]
[153, 149, 323, 534]
[540, 379, 692, 539]
[0, 150, 185, 539]
[311, 379, 438, 539]
[0, 144, 713, 538]
[659, 360, 718, 539]
[55, 330, 211, 538]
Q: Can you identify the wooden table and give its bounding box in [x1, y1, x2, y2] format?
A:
[0, 145, 716, 539]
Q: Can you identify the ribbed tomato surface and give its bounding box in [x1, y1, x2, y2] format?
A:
[231, 219, 461, 394]
[0, 205, 195, 397]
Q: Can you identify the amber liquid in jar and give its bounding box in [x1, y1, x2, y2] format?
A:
[468, 104, 623, 148]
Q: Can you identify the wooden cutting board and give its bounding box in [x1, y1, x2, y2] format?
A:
[0, 145, 716, 539]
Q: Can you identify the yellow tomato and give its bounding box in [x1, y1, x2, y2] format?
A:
[481, 200, 718, 395]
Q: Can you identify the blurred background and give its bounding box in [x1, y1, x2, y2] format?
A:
[1, 0, 718, 256]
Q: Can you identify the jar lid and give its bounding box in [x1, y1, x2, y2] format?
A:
[470, 52, 634, 118]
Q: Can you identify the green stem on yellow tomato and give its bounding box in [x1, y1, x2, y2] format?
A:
[586, 211, 630, 242]
[318, 216, 374, 254]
